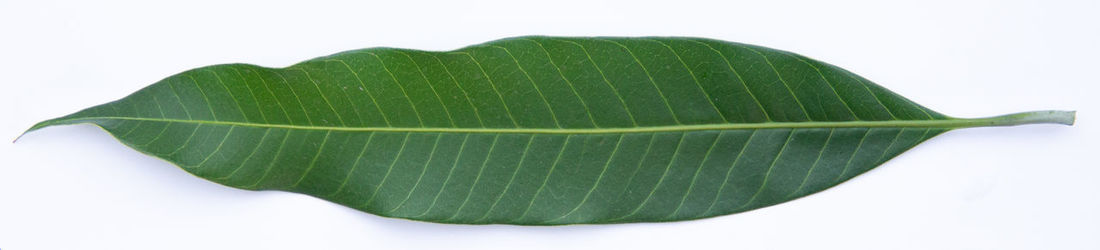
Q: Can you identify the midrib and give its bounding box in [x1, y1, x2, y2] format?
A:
[46, 110, 1072, 134]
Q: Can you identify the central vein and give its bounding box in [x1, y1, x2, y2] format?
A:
[49, 110, 1071, 134]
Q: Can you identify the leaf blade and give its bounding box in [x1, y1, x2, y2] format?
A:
[24, 36, 1073, 225]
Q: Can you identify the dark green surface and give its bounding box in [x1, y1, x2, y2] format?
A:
[25, 37, 1073, 225]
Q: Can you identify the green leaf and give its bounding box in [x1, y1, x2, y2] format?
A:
[22, 36, 1074, 225]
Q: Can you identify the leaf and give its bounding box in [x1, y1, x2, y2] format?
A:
[21, 36, 1074, 225]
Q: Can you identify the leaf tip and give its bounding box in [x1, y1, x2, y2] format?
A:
[15, 120, 56, 143]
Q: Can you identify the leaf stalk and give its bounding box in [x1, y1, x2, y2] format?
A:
[956, 110, 1076, 128]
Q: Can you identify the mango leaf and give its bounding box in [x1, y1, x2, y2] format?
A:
[22, 37, 1074, 225]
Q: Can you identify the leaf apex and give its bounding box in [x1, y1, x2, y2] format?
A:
[15, 121, 48, 143]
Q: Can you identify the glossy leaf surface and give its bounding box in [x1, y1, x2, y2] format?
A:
[25, 37, 1074, 224]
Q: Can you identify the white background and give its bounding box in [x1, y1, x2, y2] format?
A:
[1, 0, 1096, 249]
